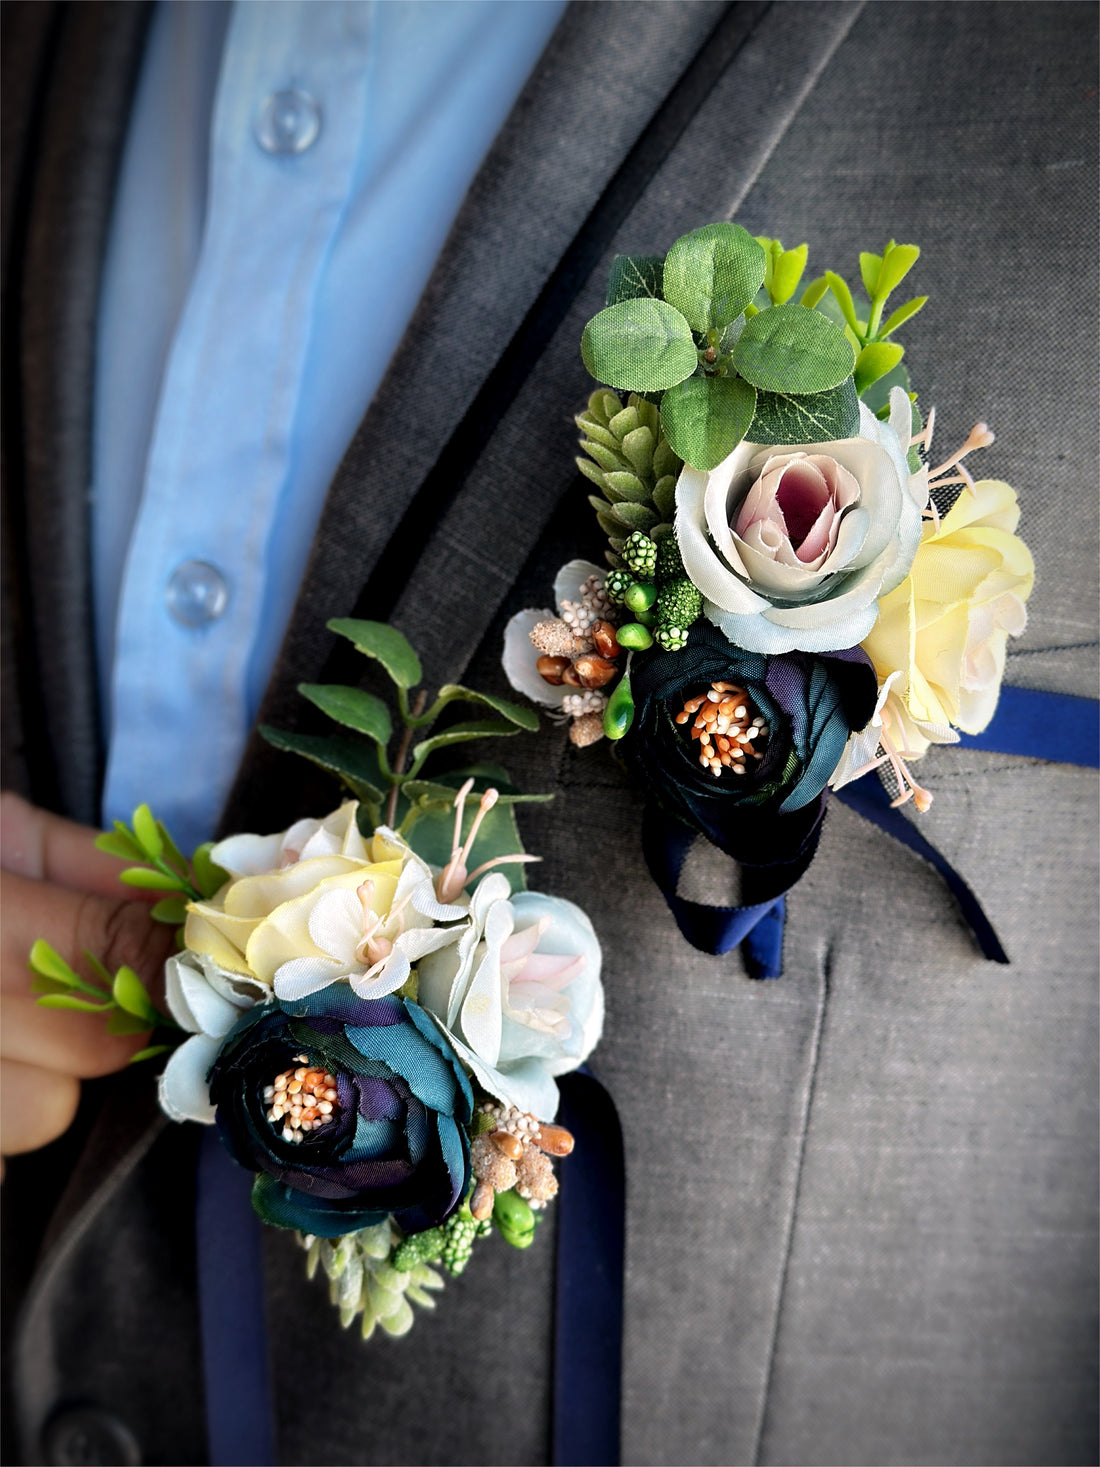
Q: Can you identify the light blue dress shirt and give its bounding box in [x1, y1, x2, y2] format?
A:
[92, 0, 566, 855]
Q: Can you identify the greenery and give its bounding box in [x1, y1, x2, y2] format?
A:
[28, 938, 180, 1061]
[261, 621, 550, 896]
[578, 225, 926, 479]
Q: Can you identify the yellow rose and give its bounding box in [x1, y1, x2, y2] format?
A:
[861, 478, 1034, 757]
[184, 802, 406, 984]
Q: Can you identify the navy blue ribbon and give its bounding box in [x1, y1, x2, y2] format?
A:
[552, 1068, 626, 1467]
[196, 1128, 275, 1467]
[643, 688, 1099, 974]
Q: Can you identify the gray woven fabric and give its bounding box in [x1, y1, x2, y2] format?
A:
[7, 4, 1098, 1466]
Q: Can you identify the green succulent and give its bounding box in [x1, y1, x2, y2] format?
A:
[301, 1223, 445, 1340]
[575, 390, 683, 567]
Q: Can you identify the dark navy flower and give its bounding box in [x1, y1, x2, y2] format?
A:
[625, 619, 877, 868]
[208, 986, 473, 1237]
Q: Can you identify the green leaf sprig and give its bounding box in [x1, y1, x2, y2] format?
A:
[95, 804, 227, 924]
[260, 622, 550, 895]
[803, 239, 926, 399]
[28, 939, 182, 1062]
[580, 223, 858, 471]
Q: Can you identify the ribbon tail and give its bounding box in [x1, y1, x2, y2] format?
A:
[834, 779, 1009, 964]
[641, 803, 799, 976]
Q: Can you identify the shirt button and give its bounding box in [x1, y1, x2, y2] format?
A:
[41, 1406, 141, 1465]
[166, 560, 229, 627]
[255, 88, 322, 155]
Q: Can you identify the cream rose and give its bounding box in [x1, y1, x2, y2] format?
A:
[676, 387, 928, 653]
[859, 477, 1034, 758]
[183, 802, 468, 999]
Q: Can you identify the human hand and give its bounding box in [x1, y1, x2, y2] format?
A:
[1, 792, 176, 1161]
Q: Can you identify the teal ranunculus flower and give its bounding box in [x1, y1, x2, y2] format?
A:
[207, 986, 473, 1237]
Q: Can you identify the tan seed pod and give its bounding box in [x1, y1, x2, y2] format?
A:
[536, 655, 572, 686]
[534, 1123, 574, 1156]
[572, 654, 618, 689]
[591, 620, 622, 659]
[490, 1129, 523, 1160]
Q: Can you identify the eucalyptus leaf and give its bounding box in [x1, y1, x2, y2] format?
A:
[259, 726, 386, 812]
[854, 340, 905, 396]
[580, 299, 697, 394]
[660, 374, 756, 471]
[326, 619, 422, 690]
[605, 253, 664, 306]
[749, 379, 860, 446]
[118, 867, 185, 891]
[731, 304, 855, 394]
[131, 804, 163, 861]
[298, 683, 393, 747]
[661, 222, 766, 333]
[433, 684, 539, 731]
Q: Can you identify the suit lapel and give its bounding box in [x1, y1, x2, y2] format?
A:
[2, 1, 152, 824]
[220, 0, 733, 832]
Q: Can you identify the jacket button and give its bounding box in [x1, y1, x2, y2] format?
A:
[41, 1406, 141, 1466]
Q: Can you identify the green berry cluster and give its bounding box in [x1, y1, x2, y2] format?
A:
[392, 1227, 444, 1273]
[623, 531, 658, 579]
[604, 568, 633, 604]
[440, 1212, 479, 1275]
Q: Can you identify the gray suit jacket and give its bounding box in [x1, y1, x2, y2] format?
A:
[3, 3, 1097, 1464]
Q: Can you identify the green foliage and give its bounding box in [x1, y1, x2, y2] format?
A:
[28, 940, 181, 1055]
[749, 379, 860, 445]
[298, 683, 393, 747]
[660, 373, 756, 470]
[407, 720, 521, 777]
[661, 222, 766, 333]
[94, 805, 214, 920]
[605, 253, 664, 306]
[756, 237, 809, 306]
[258, 727, 386, 817]
[580, 225, 925, 471]
[731, 304, 855, 394]
[853, 340, 905, 396]
[814, 241, 924, 401]
[580, 299, 698, 394]
[326, 619, 422, 691]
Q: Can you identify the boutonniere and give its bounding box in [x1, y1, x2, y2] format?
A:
[504, 224, 1033, 973]
[30, 623, 602, 1340]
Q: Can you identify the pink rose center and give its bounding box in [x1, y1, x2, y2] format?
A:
[774, 462, 831, 551]
[732, 453, 858, 568]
